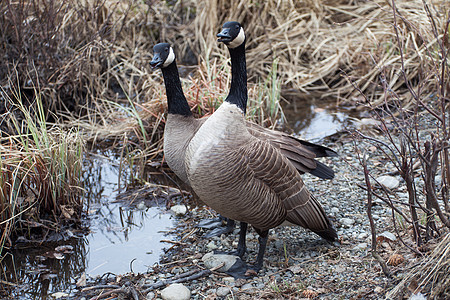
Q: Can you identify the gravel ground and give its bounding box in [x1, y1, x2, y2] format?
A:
[151, 139, 398, 299]
[77, 132, 443, 299]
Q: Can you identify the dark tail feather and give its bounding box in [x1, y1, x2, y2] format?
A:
[314, 225, 338, 243]
[291, 137, 338, 158]
[309, 161, 335, 179]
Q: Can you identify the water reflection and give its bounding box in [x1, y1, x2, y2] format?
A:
[282, 94, 353, 141]
[80, 150, 175, 276]
[1, 150, 175, 298]
[1, 240, 86, 299]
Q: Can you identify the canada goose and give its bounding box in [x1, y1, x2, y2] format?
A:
[150, 42, 337, 240]
[184, 21, 338, 272]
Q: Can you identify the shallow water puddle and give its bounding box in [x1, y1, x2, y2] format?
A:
[83, 153, 174, 276]
[282, 94, 354, 141]
[2, 151, 175, 298]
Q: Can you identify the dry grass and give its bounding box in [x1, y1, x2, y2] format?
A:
[387, 233, 450, 299]
[0, 90, 84, 253]
[189, 0, 448, 103]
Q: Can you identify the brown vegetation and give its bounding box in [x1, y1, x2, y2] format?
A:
[0, 0, 449, 296]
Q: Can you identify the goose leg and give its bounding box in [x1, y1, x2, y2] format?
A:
[252, 230, 269, 272]
[235, 222, 248, 258]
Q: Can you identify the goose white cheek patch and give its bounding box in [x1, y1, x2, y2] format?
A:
[228, 27, 245, 48]
[163, 47, 175, 67]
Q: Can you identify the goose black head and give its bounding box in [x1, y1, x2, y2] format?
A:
[150, 43, 175, 68]
[217, 21, 245, 48]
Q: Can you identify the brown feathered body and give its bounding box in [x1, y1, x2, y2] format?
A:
[185, 102, 335, 238]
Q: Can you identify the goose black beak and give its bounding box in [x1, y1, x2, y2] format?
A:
[150, 54, 164, 68]
[217, 29, 232, 43]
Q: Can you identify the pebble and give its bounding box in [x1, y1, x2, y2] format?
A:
[379, 231, 396, 241]
[357, 232, 368, 240]
[160, 283, 190, 300]
[206, 241, 218, 250]
[52, 293, 69, 299]
[241, 283, 254, 293]
[341, 217, 355, 226]
[331, 207, 339, 214]
[353, 243, 368, 251]
[170, 205, 187, 216]
[376, 175, 400, 189]
[223, 277, 235, 284]
[146, 291, 155, 299]
[202, 252, 239, 272]
[216, 286, 231, 297]
[137, 201, 146, 210]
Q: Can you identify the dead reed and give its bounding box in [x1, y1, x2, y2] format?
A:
[187, 0, 448, 104]
[350, 0, 449, 289]
[1, 2, 448, 291]
[0, 89, 84, 253]
[387, 233, 450, 298]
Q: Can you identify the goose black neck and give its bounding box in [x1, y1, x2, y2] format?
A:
[161, 61, 192, 116]
[225, 42, 247, 114]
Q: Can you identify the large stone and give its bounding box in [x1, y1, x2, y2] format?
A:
[202, 252, 239, 272]
[160, 283, 190, 300]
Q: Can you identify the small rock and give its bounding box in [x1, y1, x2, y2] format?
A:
[146, 291, 155, 299]
[409, 292, 427, 300]
[206, 241, 218, 250]
[353, 243, 368, 251]
[357, 232, 368, 240]
[397, 192, 409, 198]
[216, 286, 231, 297]
[137, 201, 146, 210]
[160, 283, 191, 300]
[202, 252, 239, 272]
[241, 283, 254, 293]
[341, 218, 355, 226]
[376, 175, 400, 189]
[331, 207, 339, 214]
[274, 240, 284, 250]
[374, 286, 383, 293]
[223, 276, 235, 284]
[51, 292, 69, 299]
[288, 264, 303, 274]
[170, 205, 187, 216]
[379, 231, 397, 242]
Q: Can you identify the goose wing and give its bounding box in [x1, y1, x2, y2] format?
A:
[245, 121, 337, 179]
[239, 139, 337, 240]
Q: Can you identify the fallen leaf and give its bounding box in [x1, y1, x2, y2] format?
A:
[387, 253, 405, 266]
[302, 289, 319, 298]
[61, 205, 74, 219]
[76, 272, 86, 287]
[55, 245, 73, 253]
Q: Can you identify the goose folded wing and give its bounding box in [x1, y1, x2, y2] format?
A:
[241, 139, 336, 240]
[245, 121, 336, 179]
